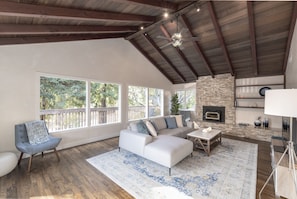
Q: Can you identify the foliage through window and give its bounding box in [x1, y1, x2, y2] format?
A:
[40, 76, 120, 132]
[128, 86, 163, 120]
[176, 89, 196, 110]
[90, 82, 119, 126]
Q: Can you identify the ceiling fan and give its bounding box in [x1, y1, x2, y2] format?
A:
[157, 16, 200, 49]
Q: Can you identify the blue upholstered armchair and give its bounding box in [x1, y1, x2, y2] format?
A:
[15, 121, 62, 172]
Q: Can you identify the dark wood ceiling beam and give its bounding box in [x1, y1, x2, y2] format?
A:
[181, 15, 214, 77]
[0, 1, 155, 23]
[142, 33, 186, 83]
[126, 1, 196, 40]
[0, 33, 126, 45]
[247, 2, 258, 76]
[111, 0, 178, 10]
[207, 1, 234, 76]
[0, 24, 138, 35]
[282, 1, 297, 73]
[159, 24, 198, 79]
[130, 39, 174, 83]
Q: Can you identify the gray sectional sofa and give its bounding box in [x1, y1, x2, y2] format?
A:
[119, 116, 194, 175]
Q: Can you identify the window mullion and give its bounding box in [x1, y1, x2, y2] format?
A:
[86, 81, 91, 127]
[146, 88, 149, 119]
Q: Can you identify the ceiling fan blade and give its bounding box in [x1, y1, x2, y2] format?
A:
[178, 45, 185, 50]
[179, 28, 188, 34]
[183, 36, 200, 41]
[156, 35, 171, 41]
[159, 42, 173, 49]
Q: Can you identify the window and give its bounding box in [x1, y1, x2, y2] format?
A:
[149, 88, 163, 117]
[40, 76, 120, 132]
[176, 89, 196, 110]
[90, 82, 120, 126]
[128, 86, 163, 120]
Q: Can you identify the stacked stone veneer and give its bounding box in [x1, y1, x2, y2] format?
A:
[196, 74, 281, 141]
[196, 74, 235, 127]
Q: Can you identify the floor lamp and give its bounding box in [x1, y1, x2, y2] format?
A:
[259, 89, 297, 199]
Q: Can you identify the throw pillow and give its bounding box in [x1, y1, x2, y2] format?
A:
[136, 120, 150, 135]
[145, 121, 158, 137]
[25, 120, 50, 145]
[129, 121, 139, 132]
[151, 117, 167, 131]
[174, 115, 184, 128]
[165, 117, 177, 129]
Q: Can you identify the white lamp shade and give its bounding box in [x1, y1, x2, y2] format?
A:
[264, 89, 297, 117]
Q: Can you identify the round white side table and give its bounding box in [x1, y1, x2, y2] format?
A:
[0, 152, 18, 177]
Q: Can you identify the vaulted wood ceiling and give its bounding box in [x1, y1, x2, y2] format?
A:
[0, 0, 296, 84]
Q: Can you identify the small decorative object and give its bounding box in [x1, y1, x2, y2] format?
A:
[202, 127, 212, 133]
[259, 87, 271, 96]
[263, 118, 269, 129]
[254, 116, 261, 127]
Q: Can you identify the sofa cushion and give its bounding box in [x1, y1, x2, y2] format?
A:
[145, 121, 158, 137]
[165, 117, 177, 129]
[172, 115, 183, 128]
[136, 120, 150, 135]
[158, 127, 194, 138]
[151, 117, 167, 131]
[144, 135, 193, 168]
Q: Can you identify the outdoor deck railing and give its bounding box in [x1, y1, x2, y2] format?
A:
[40, 106, 158, 132]
[40, 107, 119, 132]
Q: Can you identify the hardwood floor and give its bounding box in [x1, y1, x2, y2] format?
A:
[0, 135, 276, 199]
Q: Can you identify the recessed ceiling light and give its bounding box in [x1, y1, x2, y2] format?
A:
[140, 26, 144, 30]
[163, 11, 169, 18]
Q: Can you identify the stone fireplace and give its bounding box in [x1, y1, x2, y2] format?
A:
[196, 74, 235, 131]
[195, 74, 281, 141]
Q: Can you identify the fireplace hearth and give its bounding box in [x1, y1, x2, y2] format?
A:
[203, 106, 225, 123]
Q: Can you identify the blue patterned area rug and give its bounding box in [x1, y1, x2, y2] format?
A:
[87, 138, 257, 199]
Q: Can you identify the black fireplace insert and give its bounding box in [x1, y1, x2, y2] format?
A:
[203, 106, 225, 123]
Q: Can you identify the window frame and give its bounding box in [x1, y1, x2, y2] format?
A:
[128, 85, 164, 121]
[175, 88, 196, 111]
[39, 73, 121, 133]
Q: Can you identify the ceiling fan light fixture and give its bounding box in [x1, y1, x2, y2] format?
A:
[172, 39, 182, 47]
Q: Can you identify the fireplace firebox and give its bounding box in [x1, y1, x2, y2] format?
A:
[203, 106, 225, 123]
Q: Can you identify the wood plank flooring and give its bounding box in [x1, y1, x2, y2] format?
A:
[0, 135, 277, 199]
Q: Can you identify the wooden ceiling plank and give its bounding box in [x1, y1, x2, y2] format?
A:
[181, 14, 215, 78]
[207, 1, 234, 76]
[0, 24, 138, 35]
[130, 39, 174, 83]
[247, 1, 258, 76]
[282, 2, 297, 73]
[0, 33, 126, 45]
[159, 24, 198, 79]
[0, 0, 155, 23]
[111, 0, 178, 10]
[142, 33, 186, 83]
[126, 1, 196, 40]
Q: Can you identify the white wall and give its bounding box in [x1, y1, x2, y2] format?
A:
[0, 38, 172, 152]
[286, 20, 297, 89]
[236, 75, 284, 129]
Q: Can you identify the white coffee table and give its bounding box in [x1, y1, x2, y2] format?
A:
[187, 129, 222, 156]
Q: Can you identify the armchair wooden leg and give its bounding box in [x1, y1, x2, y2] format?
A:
[18, 152, 24, 165]
[54, 148, 60, 162]
[28, 155, 33, 172]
